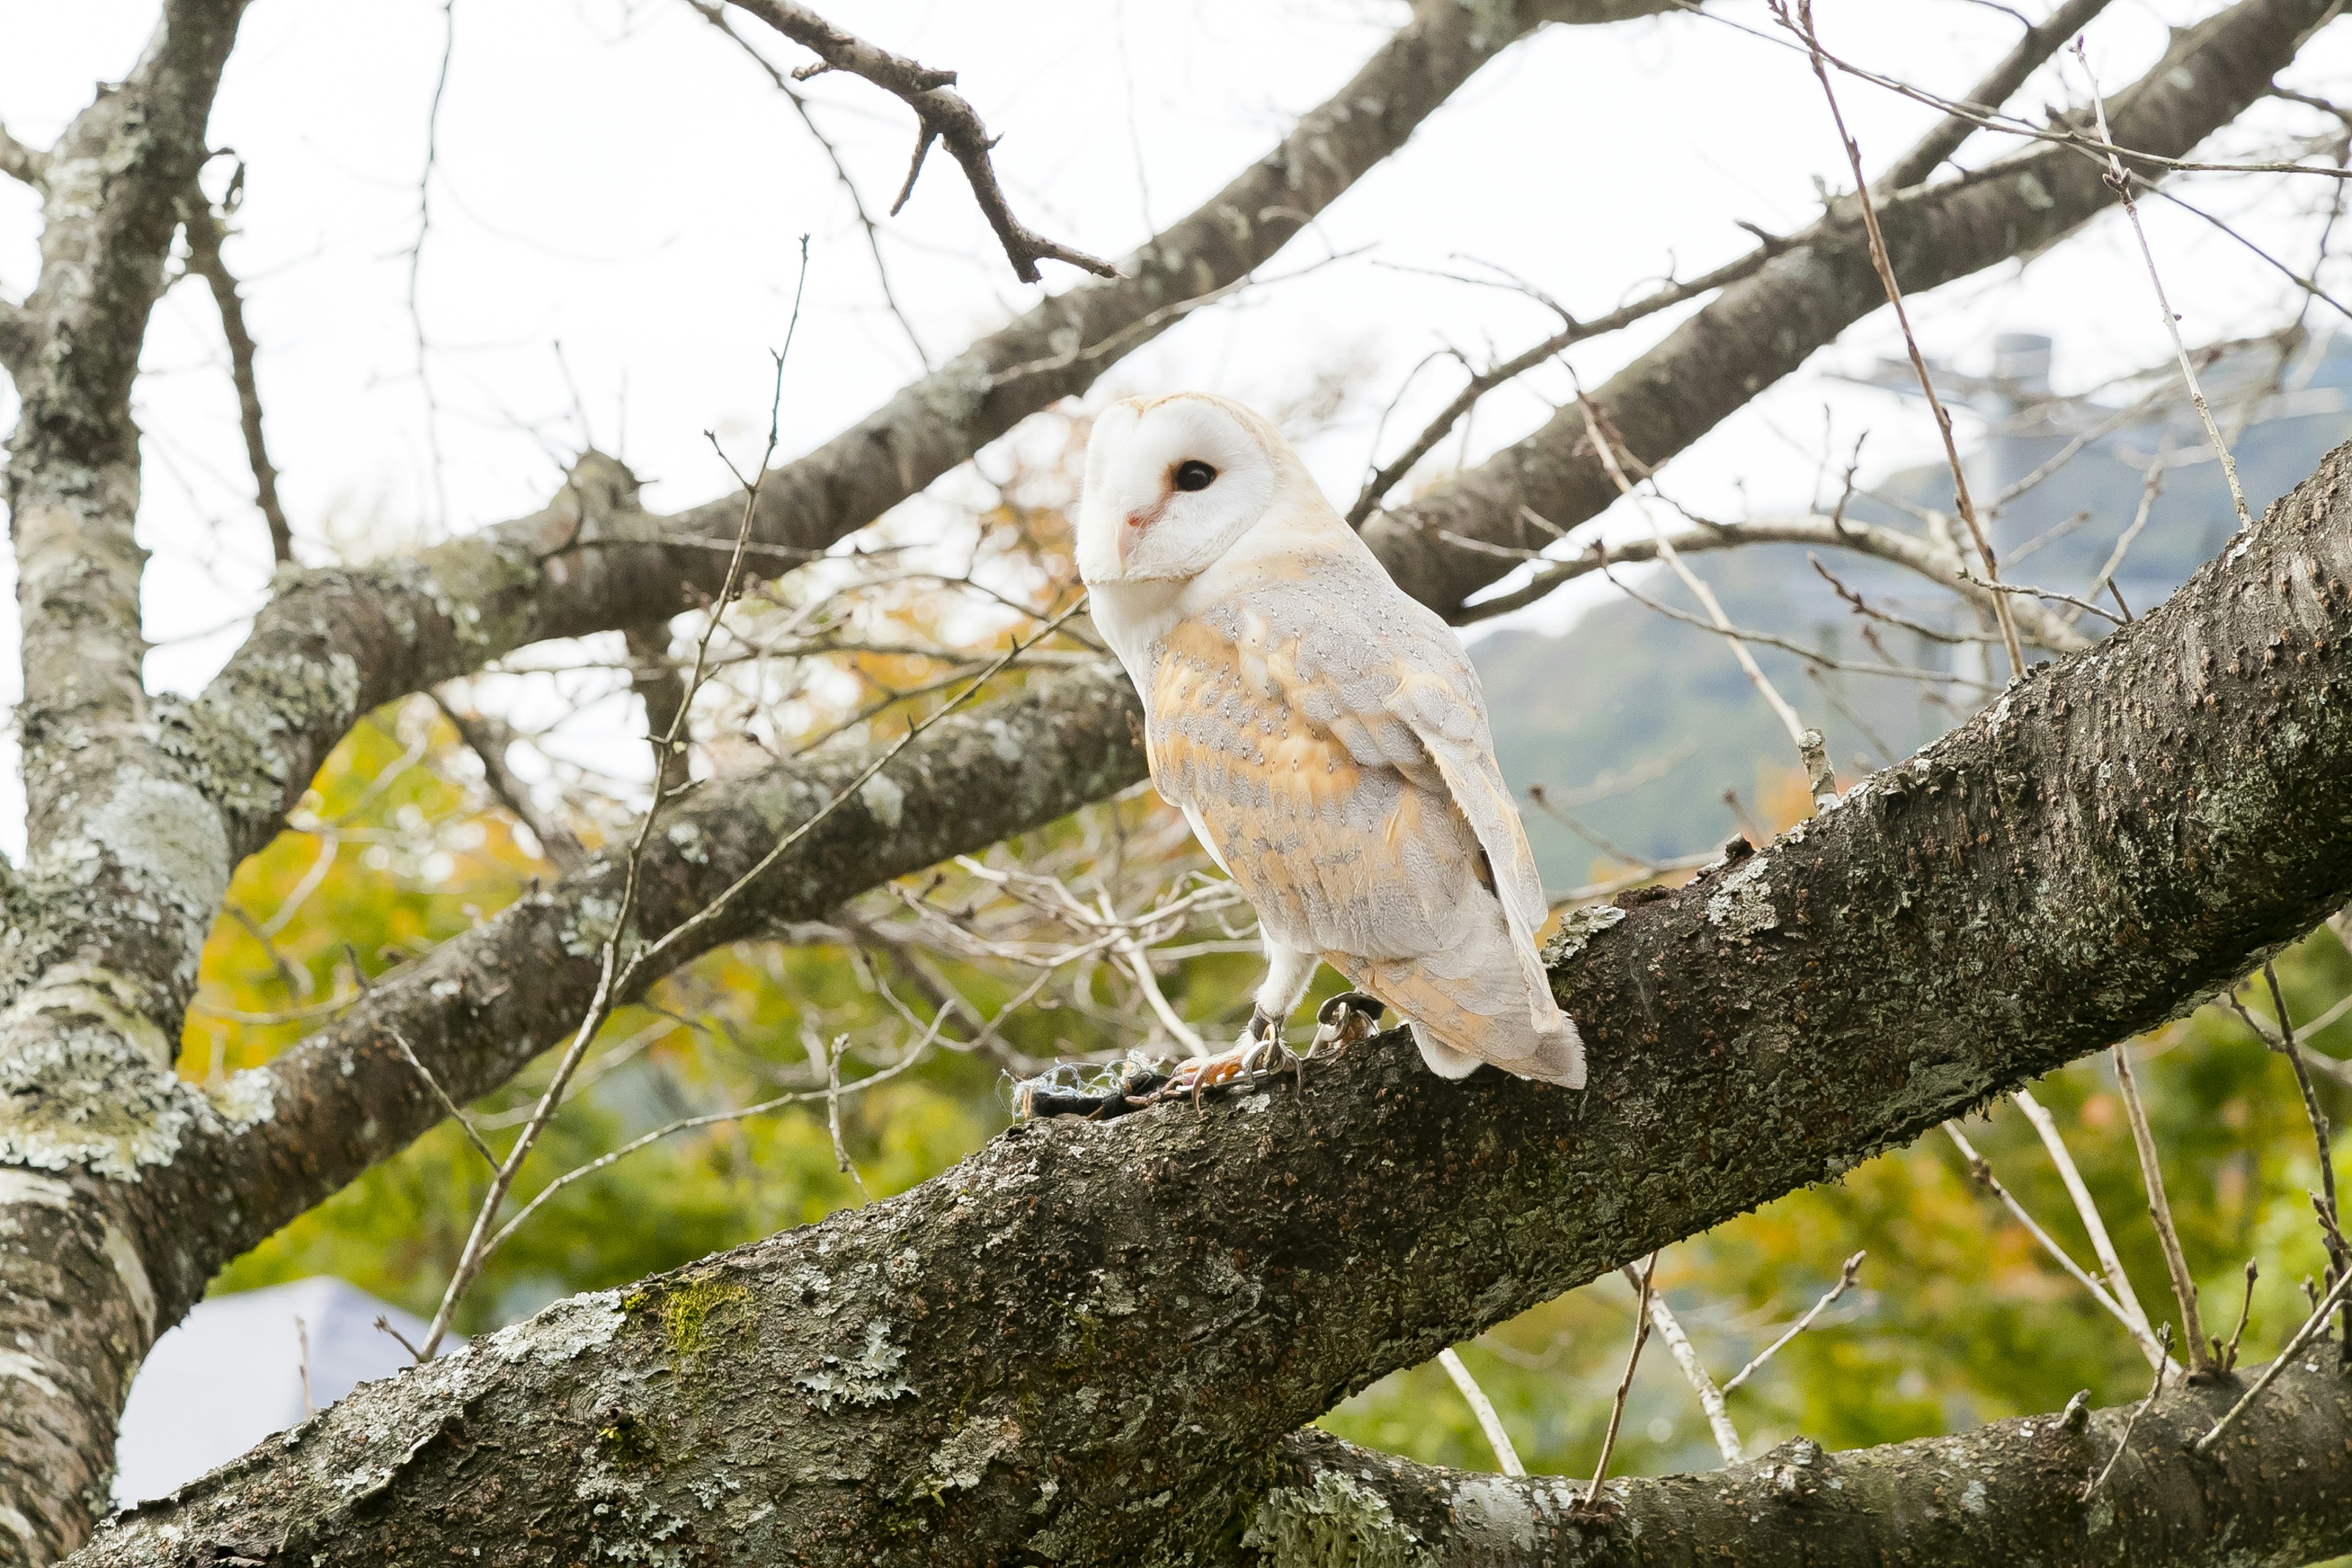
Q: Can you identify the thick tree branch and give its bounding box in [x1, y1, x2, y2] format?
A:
[724, 0, 1114, 283]
[1362, 0, 2339, 618]
[1244, 1368, 2352, 1568]
[1344, 0, 2117, 528]
[181, 0, 1675, 877]
[162, 660, 1148, 1307]
[69, 412, 2352, 1559]
[0, 6, 255, 1564]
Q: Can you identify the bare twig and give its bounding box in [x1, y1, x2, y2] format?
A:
[294, 1315, 314, 1417]
[1943, 1121, 2176, 1370]
[2085, 443, 2169, 617]
[1346, 247, 1777, 526]
[1783, 0, 2024, 680]
[1690, 0, 2352, 183]
[416, 253, 813, 1359]
[1452, 509, 2090, 651]
[1577, 395, 1819, 774]
[1348, 0, 2113, 529]
[2195, 1264, 2352, 1455]
[388, 1023, 499, 1175]
[432, 694, 586, 870]
[2262, 962, 2349, 1351]
[2082, 1324, 2169, 1499]
[623, 621, 693, 802]
[2223, 1259, 2260, 1372]
[2072, 40, 2253, 532]
[821, 1031, 871, 1201]
[182, 197, 293, 564]
[478, 1042, 933, 1264]
[1719, 1251, 1864, 1395]
[1577, 1253, 1657, 1514]
[1875, 0, 2119, 192]
[2010, 1086, 2162, 1363]
[409, 0, 456, 532]
[684, 0, 932, 367]
[1630, 1267, 1743, 1463]
[726, 0, 1114, 283]
[2109, 1041, 2214, 1377]
[373, 1314, 426, 1363]
[1436, 1348, 1525, 1476]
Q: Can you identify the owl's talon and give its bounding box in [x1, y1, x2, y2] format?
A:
[1310, 991, 1387, 1055]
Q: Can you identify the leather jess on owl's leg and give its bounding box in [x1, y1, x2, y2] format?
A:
[1156, 938, 1319, 1102]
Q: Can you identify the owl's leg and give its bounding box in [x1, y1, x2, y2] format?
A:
[1158, 940, 1319, 1102]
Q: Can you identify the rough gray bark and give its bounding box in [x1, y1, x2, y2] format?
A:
[1362, 0, 2339, 617]
[0, 6, 255, 1564]
[64, 431, 2352, 1564]
[1243, 1366, 2352, 1567]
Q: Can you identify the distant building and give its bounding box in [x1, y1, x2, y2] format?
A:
[112, 1278, 447, 1506]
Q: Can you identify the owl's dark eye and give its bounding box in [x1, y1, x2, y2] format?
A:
[1173, 459, 1217, 492]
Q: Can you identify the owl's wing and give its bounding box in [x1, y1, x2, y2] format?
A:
[1145, 565, 1552, 1021]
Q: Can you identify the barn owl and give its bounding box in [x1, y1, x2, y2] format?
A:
[1076, 391, 1585, 1094]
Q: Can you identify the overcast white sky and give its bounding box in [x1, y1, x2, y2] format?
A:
[0, 0, 2345, 853]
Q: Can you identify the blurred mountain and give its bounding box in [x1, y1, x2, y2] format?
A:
[1475, 329, 2352, 886]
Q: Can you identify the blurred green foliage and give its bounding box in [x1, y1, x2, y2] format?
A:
[184, 679, 2352, 1493]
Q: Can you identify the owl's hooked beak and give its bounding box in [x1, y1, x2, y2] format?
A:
[1117, 500, 1165, 567]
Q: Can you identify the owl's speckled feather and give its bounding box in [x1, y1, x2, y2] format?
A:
[1080, 391, 1583, 1088]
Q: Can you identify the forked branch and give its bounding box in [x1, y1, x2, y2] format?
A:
[726, 0, 1116, 282]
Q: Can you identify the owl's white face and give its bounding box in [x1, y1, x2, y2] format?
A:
[1076, 396, 1279, 584]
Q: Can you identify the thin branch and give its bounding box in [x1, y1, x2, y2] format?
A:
[1578, 1254, 1657, 1513]
[2261, 962, 2349, 1349]
[2223, 1259, 2260, 1372]
[1346, 247, 1777, 526]
[2011, 1085, 2163, 1364]
[2085, 443, 2169, 617]
[1876, 0, 2119, 192]
[820, 1031, 871, 1201]
[1630, 1269, 1743, 1464]
[409, 0, 456, 533]
[182, 197, 293, 564]
[2071, 42, 2254, 534]
[432, 694, 585, 870]
[1784, 0, 2025, 680]
[387, 1023, 499, 1175]
[1346, 0, 2114, 530]
[480, 1044, 932, 1262]
[2195, 1262, 2352, 1455]
[1577, 395, 1817, 769]
[2109, 1041, 2214, 1377]
[2082, 1325, 2170, 1499]
[1687, 0, 2352, 183]
[684, 0, 932, 368]
[1453, 510, 2091, 650]
[1717, 1251, 1864, 1395]
[623, 621, 693, 802]
[416, 258, 812, 1360]
[1943, 1121, 2177, 1370]
[726, 0, 1114, 282]
[1436, 1348, 1526, 1476]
